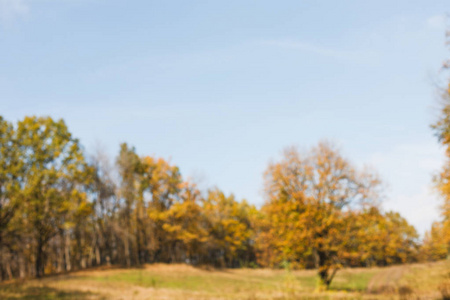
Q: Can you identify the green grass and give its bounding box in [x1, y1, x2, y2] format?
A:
[0, 284, 104, 300]
[330, 269, 380, 292]
[83, 268, 374, 294]
[83, 269, 300, 294]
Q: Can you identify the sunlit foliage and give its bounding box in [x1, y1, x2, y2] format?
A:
[256, 142, 419, 288]
[430, 54, 450, 257]
[0, 116, 424, 285]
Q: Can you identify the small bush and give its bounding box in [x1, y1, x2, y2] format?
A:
[398, 285, 413, 300]
[440, 280, 450, 300]
[368, 284, 396, 294]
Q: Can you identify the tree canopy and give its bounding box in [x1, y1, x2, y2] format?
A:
[256, 142, 418, 288]
[0, 116, 432, 287]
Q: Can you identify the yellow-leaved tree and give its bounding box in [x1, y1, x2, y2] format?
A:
[257, 141, 382, 288]
[431, 78, 450, 256]
[421, 222, 448, 261]
[16, 116, 93, 277]
[161, 181, 208, 263]
[203, 189, 256, 268]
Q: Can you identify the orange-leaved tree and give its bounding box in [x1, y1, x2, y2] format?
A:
[431, 54, 450, 257]
[258, 141, 382, 288]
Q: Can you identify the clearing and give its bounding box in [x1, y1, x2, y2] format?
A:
[0, 261, 449, 299]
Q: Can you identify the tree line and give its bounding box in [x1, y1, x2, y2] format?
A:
[0, 115, 448, 288]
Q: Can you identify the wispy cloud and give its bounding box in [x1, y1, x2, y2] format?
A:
[389, 186, 441, 236]
[367, 142, 444, 235]
[426, 14, 446, 30]
[262, 39, 349, 60]
[260, 39, 379, 64]
[0, 0, 29, 25]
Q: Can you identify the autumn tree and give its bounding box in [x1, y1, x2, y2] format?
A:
[0, 114, 423, 282]
[348, 208, 419, 266]
[0, 117, 19, 233]
[86, 148, 119, 267]
[259, 141, 382, 288]
[0, 117, 23, 279]
[431, 49, 450, 256]
[141, 156, 182, 263]
[116, 143, 141, 266]
[161, 181, 207, 263]
[15, 116, 93, 277]
[203, 189, 256, 267]
[1, 116, 262, 279]
[421, 222, 448, 261]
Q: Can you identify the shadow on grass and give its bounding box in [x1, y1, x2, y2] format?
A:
[0, 285, 105, 300]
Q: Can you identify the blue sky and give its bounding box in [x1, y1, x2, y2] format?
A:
[1, 0, 449, 235]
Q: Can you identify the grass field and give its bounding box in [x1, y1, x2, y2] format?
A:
[1, 261, 449, 299]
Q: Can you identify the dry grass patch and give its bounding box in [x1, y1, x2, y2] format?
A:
[2, 261, 449, 299]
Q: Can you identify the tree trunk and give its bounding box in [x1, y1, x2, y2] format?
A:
[36, 238, 45, 278]
[65, 234, 71, 271]
[95, 246, 101, 266]
[19, 254, 26, 279]
[5, 260, 13, 280]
